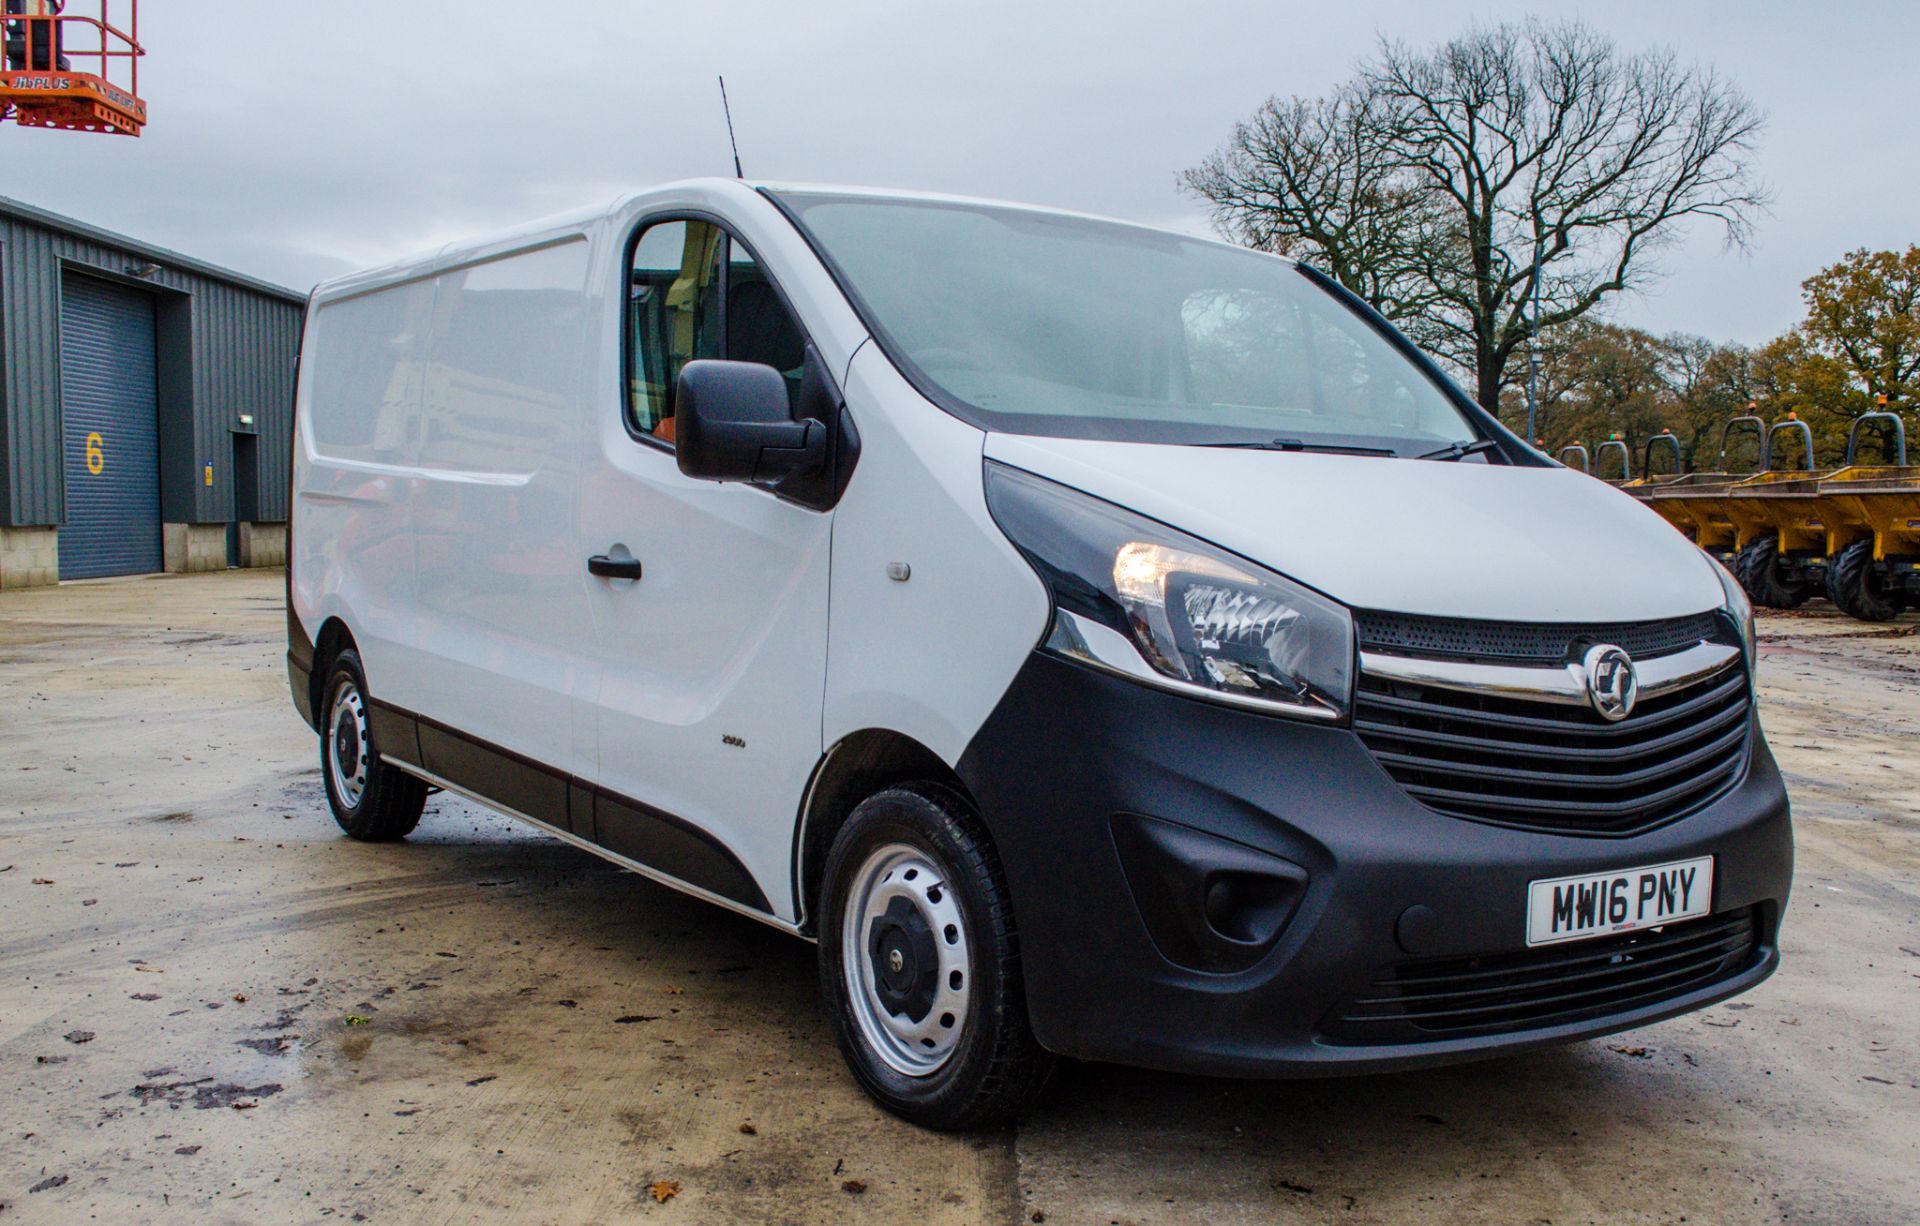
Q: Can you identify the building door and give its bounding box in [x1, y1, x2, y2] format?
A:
[229, 431, 259, 565]
[59, 273, 162, 579]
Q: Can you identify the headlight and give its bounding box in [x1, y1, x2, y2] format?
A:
[984, 462, 1353, 721]
[1707, 551, 1756, 671]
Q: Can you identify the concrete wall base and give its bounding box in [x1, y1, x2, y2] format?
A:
[239, 522, 287, 568]
[163, 523, 226, 574]
[0, 525, 59, 588]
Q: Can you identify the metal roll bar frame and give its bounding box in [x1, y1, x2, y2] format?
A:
[1594, 438, 1632, 482]
[1557, 443, 1590, 472]
[1718, 416, 1764, 473]
[1845, 411, 1907, 466]
[1764, 418, 1816, 472]
[1643, 432, 1684, 478]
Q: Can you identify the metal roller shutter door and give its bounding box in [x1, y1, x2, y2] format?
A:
[59, 273, 162, 579]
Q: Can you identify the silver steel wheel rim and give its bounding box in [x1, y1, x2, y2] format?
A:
[841, 842, 973, 1077]
[328, 681, 369, 808]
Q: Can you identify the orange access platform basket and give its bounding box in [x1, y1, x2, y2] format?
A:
[0, 0, 145, 135]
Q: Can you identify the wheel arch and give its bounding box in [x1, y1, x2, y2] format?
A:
[310, 617, 358, 716]
[793, 728, 978, 937]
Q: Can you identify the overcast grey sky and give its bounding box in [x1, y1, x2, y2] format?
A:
[9, 1, 1915, 346]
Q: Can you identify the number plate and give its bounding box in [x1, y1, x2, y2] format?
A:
[1526, 856, 1713, 947]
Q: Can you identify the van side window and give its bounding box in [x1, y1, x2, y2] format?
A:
[627, 220, 809, 446]
[630, 220, 725, 443]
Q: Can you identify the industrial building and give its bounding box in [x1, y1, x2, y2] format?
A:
[0, 196, 305, 587]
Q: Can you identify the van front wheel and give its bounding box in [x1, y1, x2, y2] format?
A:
[818, 784, 1056, 1129]
[320, 649, 427, 841]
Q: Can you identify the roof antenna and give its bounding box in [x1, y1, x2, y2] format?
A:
[717, 76, 744, 179]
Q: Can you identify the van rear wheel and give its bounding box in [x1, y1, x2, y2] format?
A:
[320, 649, 427, 841]
[818, 784, 1056, 1129]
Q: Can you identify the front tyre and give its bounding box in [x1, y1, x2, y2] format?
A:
[1735, 535, 1810, 610]
[1825, 539, 1903, 622]
[818, 784, 1056, 1129]
[320, 649, 427, 841]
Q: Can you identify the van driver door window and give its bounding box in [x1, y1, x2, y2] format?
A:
[628, 220, 810, 443]
[629, 219, 725, 443]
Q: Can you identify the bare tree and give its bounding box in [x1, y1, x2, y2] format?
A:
[1184, 20, 1769, 412]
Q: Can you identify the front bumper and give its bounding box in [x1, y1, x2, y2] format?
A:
[955, 651, 1793, 1078]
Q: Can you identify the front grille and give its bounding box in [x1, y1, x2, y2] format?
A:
[1354, 659, 1752, 837]
[1327, 907, 1763, 1041]
[1354, 609, 1721, 664]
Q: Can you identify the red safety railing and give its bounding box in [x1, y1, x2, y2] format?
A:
[1, 1, 146, 135]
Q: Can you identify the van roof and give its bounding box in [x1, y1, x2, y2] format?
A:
[309, 178, 1250, 304]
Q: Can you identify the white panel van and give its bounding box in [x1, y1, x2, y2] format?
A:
[288, 179, 1792, 1128]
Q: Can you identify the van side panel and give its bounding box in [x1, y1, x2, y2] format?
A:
[403, 239, 598, 779]
[579, 381, 833, 922]
[822, 345, 1052, 766]
[291, 277, 437, 702]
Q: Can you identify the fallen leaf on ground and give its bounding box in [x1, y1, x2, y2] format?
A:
[343, 1014, 371, 1026]
[649, 1180, 681, 1203]
[63, 1030, 95, 1044]
[738, 1122, 757, 1136]
[32, 877, 53, 885]
[842, 1179, 868, 1195]
[135, 965, 164, 974]
[232, 994, 248, 1004]
[1609, 1045, 1652, 1058]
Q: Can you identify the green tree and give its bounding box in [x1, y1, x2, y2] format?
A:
[1773, 246, 1920, 463]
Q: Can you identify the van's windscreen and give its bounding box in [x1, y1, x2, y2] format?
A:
[773, 192, 1479, 454]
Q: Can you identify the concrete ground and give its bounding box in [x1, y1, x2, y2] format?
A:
[0, 570, 1914, 1225]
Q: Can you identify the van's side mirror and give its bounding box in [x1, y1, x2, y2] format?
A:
[675, 359, 826, 486]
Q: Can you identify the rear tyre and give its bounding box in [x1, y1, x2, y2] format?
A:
[320, 649, 428, 841]
[1735, 535, 1810, 610]
[818, 784, 1057, 1130]
[1824, 540, 1903, 623]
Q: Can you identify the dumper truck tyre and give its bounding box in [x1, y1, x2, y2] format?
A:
[818, 783, 1058, 1130]
[1824, 540, 1902, 623]
[1735, 535, 1810, 610]
[320, 649, 429, 841]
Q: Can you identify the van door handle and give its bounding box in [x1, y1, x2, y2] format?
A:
[587, 554, 643, 581]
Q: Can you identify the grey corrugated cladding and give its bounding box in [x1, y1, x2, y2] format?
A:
[0, 195, 308, 527]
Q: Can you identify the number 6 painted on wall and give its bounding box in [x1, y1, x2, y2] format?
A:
[85, 432, 105, 475]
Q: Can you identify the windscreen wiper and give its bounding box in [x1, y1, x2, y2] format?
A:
[1417, 438, 1501, 462]
[1196, 438, 1398, 457]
